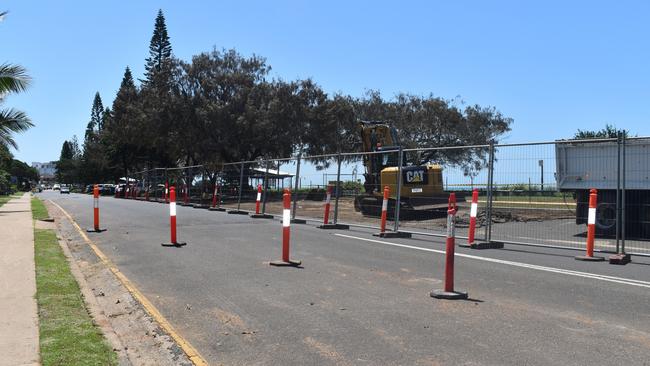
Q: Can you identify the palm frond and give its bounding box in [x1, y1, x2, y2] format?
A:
[0, 108, 33, 150]
[0, 63, 31, 94]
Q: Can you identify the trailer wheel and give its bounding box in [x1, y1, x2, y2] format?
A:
[596, 202, 616, 235]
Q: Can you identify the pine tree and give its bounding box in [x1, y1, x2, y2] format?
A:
[143, 9, 172, 84]
[59, 141, 73, 160]
[91, 92, 104, 131]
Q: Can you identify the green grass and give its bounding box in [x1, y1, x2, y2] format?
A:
[32, 198, 118, 366]
[0, 195, 11, 208]
[31, 196, 50, 221]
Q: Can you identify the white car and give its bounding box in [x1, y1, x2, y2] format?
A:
[52, 184, 61, 191]
[60, 185, 70, 194]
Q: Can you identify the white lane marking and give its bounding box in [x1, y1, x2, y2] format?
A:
[333, 233, 650, 289]
[514, 236, 648, 252]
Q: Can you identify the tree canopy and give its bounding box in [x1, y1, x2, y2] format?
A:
[59, 9, 514, 184]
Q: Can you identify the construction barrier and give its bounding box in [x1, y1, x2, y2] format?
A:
[322, 185, 333, 225]
[209, 183, 226, 211]
[86, 184, 106, 232]
[431, 193, 468, 300]
[251, 183, 273, 218]
[575, 188, 605, 261]
[161, 186, 187, 247]
[270, 189, 302, 267]
[379, 186, 389, 233]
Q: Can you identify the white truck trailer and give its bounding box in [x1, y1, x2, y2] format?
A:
[555, 138, 650, 238]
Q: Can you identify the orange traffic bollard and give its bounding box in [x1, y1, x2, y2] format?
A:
[431, 193, 468, 300]
[270, 189, 302, 267]
[161, 186, 187, 247]
[86, 184, 106, 233]
[576, 188, 604, 261]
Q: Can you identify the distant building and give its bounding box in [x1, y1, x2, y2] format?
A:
[32, 161, 57, 185]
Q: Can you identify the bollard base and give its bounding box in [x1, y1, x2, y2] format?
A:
[178, 202, 193, 207]
[39, 217, 55, 223]
[209, 207, 226, 212]
[373, 231, 412, 238]
[269, 259, 302, 267]
[193, 204, 211, 209]
[575, 255, 605, 262]
[459, 242, 504, 249]
[86, 228, 107, 233]
[250, 213, 274, 219]
[318, 224, 350, 230]
[228, 210, 249, 215]
[430, 290, 468, 300]
[609, 253, 631, 265]
[161, 242, 187, 247]
[291, 218, 307, 224]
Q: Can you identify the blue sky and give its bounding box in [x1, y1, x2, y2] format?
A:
[2, 0, 649, 164]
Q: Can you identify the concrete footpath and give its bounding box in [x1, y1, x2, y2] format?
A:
[0, 193, 39, 366]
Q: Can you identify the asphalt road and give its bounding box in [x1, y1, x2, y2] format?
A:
[41, 191, 650, 366]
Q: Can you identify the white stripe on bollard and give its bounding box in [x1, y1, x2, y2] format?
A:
[283, 209, 291, 227]
[257, 192, 262, 201]
[470, 202, 478, 217]
[447, 214, 455, 238]
[325, 193, 331, 204]
[588, 207, 596, 225]
[94, 198, 99, 209]
[382, 199, 388, 212]
[170, 202, 177, 216]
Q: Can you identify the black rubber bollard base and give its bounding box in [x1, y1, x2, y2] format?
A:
[178, 203, 193, 207]
[373, 231, 412, 238]
[575, 255, 605, 261]
[269, 259, 302, 267]
[86, 228, 107, 233]
[209, 207, 226, 211]
[250, 214, 274, 219]
[39, 217, 55, 222]
[459, 242, 504, 249]
[193, 204, 210, 209]
[228, 210, 249, 215]
[430, 290, 468, 300]
[609, 253, 631, 265]
[291, 218, 307, 224]
[161, 242, 187, 247]
[318, 224, 350, 230]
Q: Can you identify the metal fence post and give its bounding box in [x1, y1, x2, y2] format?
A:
[393, 147, 403, 232]
[485, 143, 495, 242]
[292, 153, 303, 222]
[616, 135, 621, 253]
[261, 159, 270, 214]
[237, 162, 245, 211]
[333, 152, 342, 224]
[622, 133, 626, 253]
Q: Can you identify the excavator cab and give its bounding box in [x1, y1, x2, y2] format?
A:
[355, 121, 456, 219]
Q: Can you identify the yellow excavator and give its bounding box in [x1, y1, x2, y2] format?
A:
[353, 121, 457, 219]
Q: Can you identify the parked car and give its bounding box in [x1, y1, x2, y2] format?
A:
[60, 185, 70, 194]
[53, 184, 61, 191]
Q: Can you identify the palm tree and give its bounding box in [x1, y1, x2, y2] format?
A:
[0, 11, 33, 150]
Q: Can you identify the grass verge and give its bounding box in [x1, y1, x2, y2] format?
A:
[31, 196, 50, 220]
[32, 197, 118, 365]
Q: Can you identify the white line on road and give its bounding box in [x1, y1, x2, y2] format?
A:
[334, 233, 650, 289]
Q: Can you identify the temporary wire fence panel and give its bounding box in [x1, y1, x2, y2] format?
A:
[396, 146, 490, 239]
[129, 136, 650, 256]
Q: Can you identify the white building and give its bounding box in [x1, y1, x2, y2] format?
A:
[31, 161, 57, 184]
